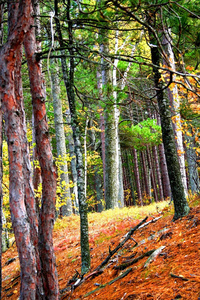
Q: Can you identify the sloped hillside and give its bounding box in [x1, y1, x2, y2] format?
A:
[2, 197, 200, 299]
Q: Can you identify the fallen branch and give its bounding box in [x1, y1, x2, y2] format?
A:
[95, 216, 148, 271]
[83, 268, 132, 298]
[144, 246, 166, 268]
[115, 249, 155, 270]
[138, 216, 162, 229]
[170, 273, 189, 281]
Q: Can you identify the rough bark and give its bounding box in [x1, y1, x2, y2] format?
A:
[55, 0, 90, 274]
[100, 29, 119, 209]
[50, 58, 72, 216]
[162, 31, 188, 196]
[185, 131, 200, 193]
[0, 1, 38, 298]
[149, 24, 190, 220]
[24, 12, 59, 299]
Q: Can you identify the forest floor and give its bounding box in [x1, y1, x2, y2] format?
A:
[2, 195, 200, 300]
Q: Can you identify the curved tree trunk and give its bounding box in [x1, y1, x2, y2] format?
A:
[24, 14, 59, 299]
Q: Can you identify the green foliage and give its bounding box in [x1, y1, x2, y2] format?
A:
[120, 118, 162, 150]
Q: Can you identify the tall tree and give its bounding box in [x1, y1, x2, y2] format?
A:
[0, 1, 39, 297]
[147, 13, 190, 220]
[50, 58, 72, 216]
[54, 0, 90, 274]
[24, 7, 59, 297]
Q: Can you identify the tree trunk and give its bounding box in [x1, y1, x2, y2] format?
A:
[141, 151, 150, 202]
[65, 110, 79, 212]
[132, 148, 142, 205]
[162, 30, 188, 196]
[0, 85, 2, 300]
[100, 29, 119, 209]
[0, 1, 39, 298]
[24, 13, 59, 299]
[146, 147, 159, 203]
[149, 23, 190, 220]
[185, 130, 200, 193]
[50, 58, 72, 217]
[152, 145, 164, 200]
[55, 0, 90, 274]
[156, 112, 171, 199]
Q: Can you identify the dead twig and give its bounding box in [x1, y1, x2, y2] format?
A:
[115, 249, 155, 270]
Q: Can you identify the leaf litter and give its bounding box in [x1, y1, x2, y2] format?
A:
[2, 196, 200, 299]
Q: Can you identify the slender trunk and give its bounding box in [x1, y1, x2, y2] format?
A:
[156, 112, 171, 199]
[185, 131, 200, 193]
[141, 151, 150, 202]
[132, 148, 142, 205]
[0, 87, 2, 300]
[125, 150, 136, 206]
[50, 58, 72, 216]
[149, 23, 190, 220]
[84, 117, 89, 198]
[24, 17, 59, 299]
[65, 110, 78, 212]
[146, 147, 159, 203]
[97, 70, 106, 202]
[55, 0, 90, 274]
[152, 145, 164, 200]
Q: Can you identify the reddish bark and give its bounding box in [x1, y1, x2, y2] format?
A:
[0, 1, 38, 298]
[24, 13, 59, 299]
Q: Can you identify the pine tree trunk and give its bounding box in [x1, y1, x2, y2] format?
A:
[24, 15, 59, 299]
[185, 131, 200, 193]
[162, 31, 188, 196]
[156, 112, 171, 199]
[152, 146, 164, 200]
[149, 23, 190, 220]
[146, 147, 159, 202]
[0, 1, 39, 298]
[132, 148, 142, 205]
[100, 29, 119, 209]
[141, 151, 150, 202]
[65, 110, 79, 212]
[50, 58, 72, 216]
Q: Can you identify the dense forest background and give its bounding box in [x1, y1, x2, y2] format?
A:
[0, 0, 199, 298]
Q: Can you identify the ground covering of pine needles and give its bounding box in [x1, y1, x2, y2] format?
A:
[2, 195, 200, 299]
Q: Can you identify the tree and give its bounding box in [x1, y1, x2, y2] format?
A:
[50, 58, 72, 216]
[54, 0, 91, 274]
